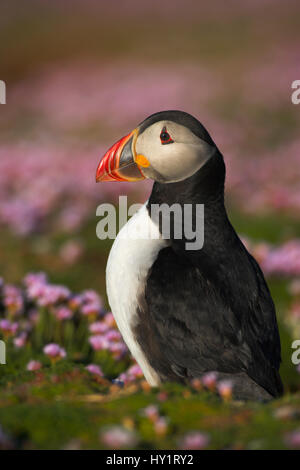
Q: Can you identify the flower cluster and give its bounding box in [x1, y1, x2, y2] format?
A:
[245, 239, 300, 277]
[0, 272, 130, 375]
[140, 404, 169, 437]
[191, 372, 233, 402]
[117, 364, 144, 385]
[88, 318, 128, 360]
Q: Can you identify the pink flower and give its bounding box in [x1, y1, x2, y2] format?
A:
[117, 364, 143, 384]
[100, 426, 137, 449]
[89, 335, 108, 351]
[180, 431, 210, 450]
[105, 330, 121, 342]
[34, 284, 70, 307]
[13, 332, 27, 349]
[27, 281, 47, 301]
[68, 295, 84, 310]
[27, 360, 42, 371]
[23, 272, 47, 287]
[86, 364, 104, 377]
[81, 290, 102, 311]
[53, 306, 73, 321]
[217, 380, 233, 401]
[109, 342, 127, 359]
[202, 372, 217, 391]
[142, 405, 159, 422]
[262, 240, 300, 277]
[104, 312, 116, 327]
[0, 319, 18, 336]
[81, 303, 100, 317]
[127, 364, 143, 379]
[3, 284, 23, 316]
[43, 343, 66, 360]
[89, 321, 109, 335]
[154, 417, 168, 436]
[59, 240, 84, 264]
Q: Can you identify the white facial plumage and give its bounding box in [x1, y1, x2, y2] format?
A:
[135, 120, 215, 183]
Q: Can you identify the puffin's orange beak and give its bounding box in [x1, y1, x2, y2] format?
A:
[96, 129, 146, 182]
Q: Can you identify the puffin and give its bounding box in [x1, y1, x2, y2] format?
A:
[96, 110, 283, 401]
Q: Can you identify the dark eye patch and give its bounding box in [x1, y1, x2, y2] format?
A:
[160, 127, 174, 145]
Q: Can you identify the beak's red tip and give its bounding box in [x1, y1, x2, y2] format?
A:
[96, 139, 123, 182]
[96, 129, 145, 183]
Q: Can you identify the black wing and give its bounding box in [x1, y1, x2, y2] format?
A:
[135, 244, 283, 397]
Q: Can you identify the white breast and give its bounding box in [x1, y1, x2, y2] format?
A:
[106, 203, 167, 385]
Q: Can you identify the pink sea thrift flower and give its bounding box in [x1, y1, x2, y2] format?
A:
[82, 290, 101, 303]
[3, 284, 23, 316]
[154, 417, 169, 436]
[202, 372, 218, 391]
[127, 364, 143, 379]
[27, 281, 47, 301]
[142, 405, 159, 422]
[117, 364, 143, 384]
[180, 431, 210, 450]
[86, 364, 104, 377]
[89, 335, 109, 351]
[38, 285, 71, 307]
[54, 306, 73, 321]
[23, 272, 47, 288]
[13, 332, 27, 349]
[27, 360, 42, 371]
[68, 295, 84, 310]
[81, 290, 102, 311]
[109, 341, 127, 359]
[100, 426, 137, 449]
[0, 319, 18, 336]
[262, 240, 300, 277]
[81, 303, 101, 318]
[59, 239, 84, 264]
[89, 321, 109, 335]
[43, 343, 66, 360]
[104, 312, 116, 327]
[105, 330, 121, 342]
[217, 380, 233, 401]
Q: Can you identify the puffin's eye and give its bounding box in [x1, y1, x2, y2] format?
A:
[160, 127, 174, 145]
